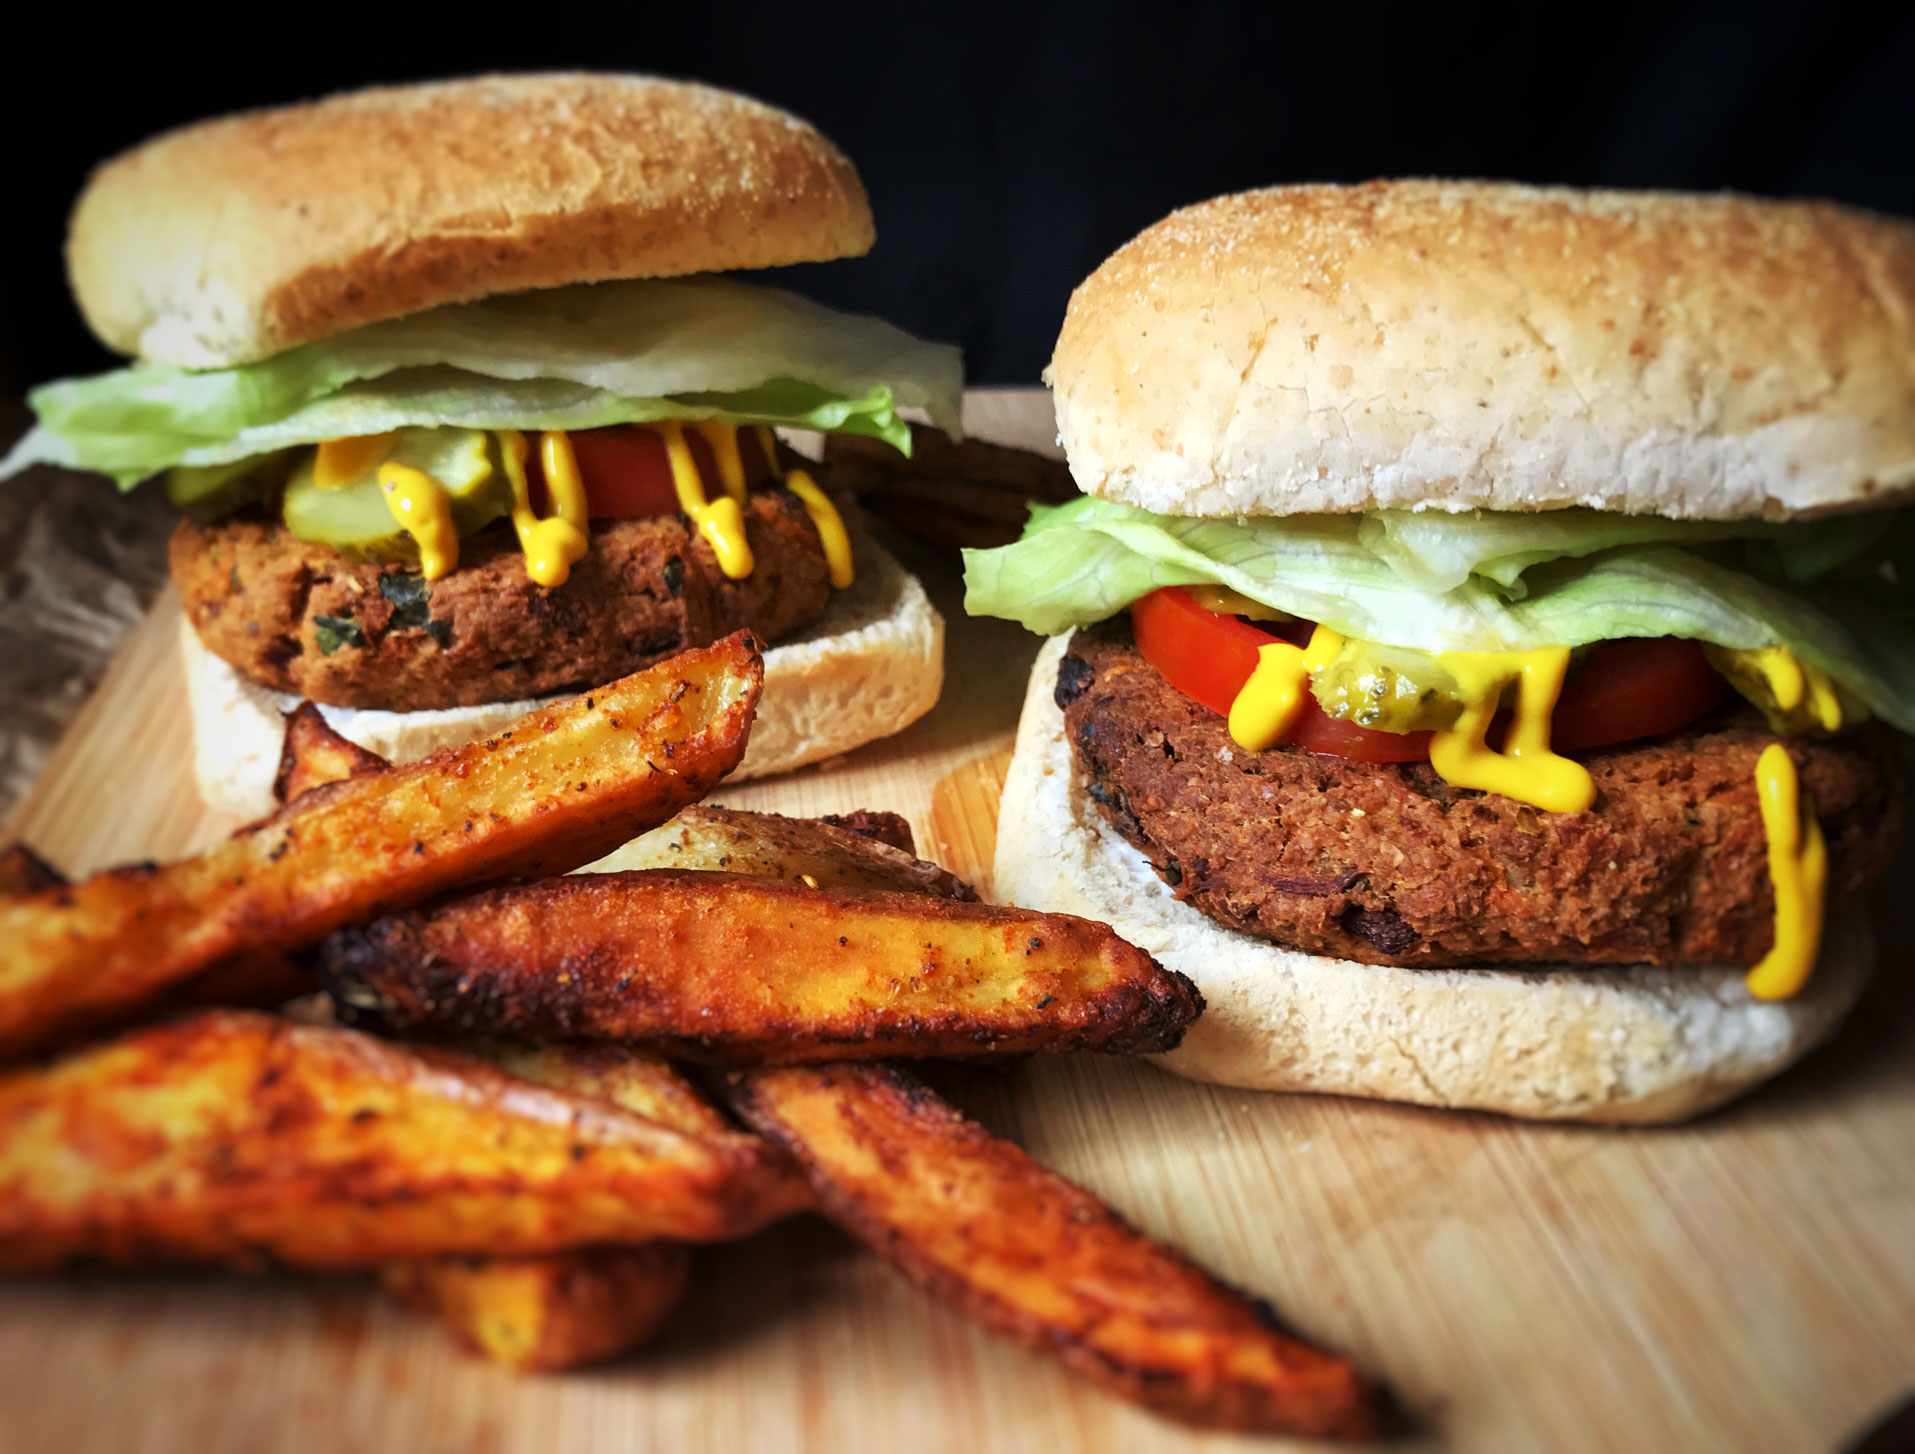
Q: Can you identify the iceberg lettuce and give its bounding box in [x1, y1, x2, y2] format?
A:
[962, 498, 1915, 732]
[4, 277, 965, 487]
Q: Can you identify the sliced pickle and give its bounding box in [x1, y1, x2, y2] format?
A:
[1704, 644, 1865, 736]
[282, 427, 512, 562]
[166, 452, 293, 523]
[1308, 641, 1506, 733]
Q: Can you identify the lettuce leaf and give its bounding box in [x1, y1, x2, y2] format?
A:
[1357, 507, 1874, 594]
[4, 277, 964, 487]
[962, 498, 1915, 732]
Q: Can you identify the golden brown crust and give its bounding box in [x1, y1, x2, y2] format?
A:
[71, 74, 875, 367]
[1051, 180, 1915, 519]
[722, 1063, 1378, 1437]
[0, 1011, 811, 1271]
[317, 869, 1201, 1061]
[0, 637, 761, 1061]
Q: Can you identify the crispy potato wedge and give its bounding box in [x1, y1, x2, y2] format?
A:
[320, 870, 1200, 1061]
[588, 805, 974, 899]
[274, 701, 390, 805]
[386, 1045, 744, 1370]
[0, 633, 762, 1060]
[0, 844, 65, 898]
[724, 1064, 1377, 1438]
[0, 1009, 809, 1271]
[384, 1243, 691, 1371]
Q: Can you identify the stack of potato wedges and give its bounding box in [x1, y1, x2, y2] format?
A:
[0, 633, 1378, 1439]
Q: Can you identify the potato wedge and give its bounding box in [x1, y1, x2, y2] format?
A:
[0, 844, 64, 898]
[0, 1009, 809, 1271]
[320, 870, 1201, 1061]
[384, 1244, 691, 1371]
[723, 1063, 1378, 1438]
[274, 701, 390, 805]
[588, 805, 974, 899]
[0, 633, 762, 1060]
[386, 1045, 743, 1370]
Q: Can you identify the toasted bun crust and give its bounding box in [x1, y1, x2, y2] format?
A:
[994, 636, 1871, 1123]
[183, 529, 942, 821]
[1050, 181, 1915, 520]
[71, 74, 876, 368]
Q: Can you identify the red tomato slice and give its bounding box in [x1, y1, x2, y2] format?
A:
[1127, 587, 1726, 763]
[1550, 637, 1729, 750]
[561, 425, 782, 521]
[1129, 584, 1275, 716]
[1129, 588, 1430, 761]
[565, 427, 681, 520]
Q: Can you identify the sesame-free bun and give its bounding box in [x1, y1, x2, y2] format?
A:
[1050, 180, 1915, 521]
[994, 636, 1872, 1124]
[182, 527, 942, 821]
[70, 74, 876, 369]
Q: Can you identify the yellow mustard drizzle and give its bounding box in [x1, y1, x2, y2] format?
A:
[1227, 625, 1345, 751]
[328, 421, 850, 591]
[495, 429, 591, 588]
[659, 421, 754, 579]
[784, 469, 855, 589]
[1744, 645, 1846, 732]
[1426, 648, 1596, 814]
[315, 432, 398, 491]
[1745, 743, 1828, 1000]
[377, 464, 460, 580]
[694, 422, 750, 504]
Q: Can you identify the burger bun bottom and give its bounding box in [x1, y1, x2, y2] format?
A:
[184, 527, 943, 821]
[994, 635, 1871, 1124]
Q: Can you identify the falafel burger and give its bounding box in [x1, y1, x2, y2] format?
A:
[966, 181, 1915, 1122]
[2, 74, 961, 817]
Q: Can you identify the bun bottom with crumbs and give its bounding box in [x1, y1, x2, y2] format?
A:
[184, 528, 942, 822]
[993, 636, 1871, 1124]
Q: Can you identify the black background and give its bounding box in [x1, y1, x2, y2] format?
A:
[3, 0, 1911, 393]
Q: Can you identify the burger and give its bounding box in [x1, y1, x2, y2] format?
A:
[967, 181, 1915, 1123]
[3, 74, 961, 817]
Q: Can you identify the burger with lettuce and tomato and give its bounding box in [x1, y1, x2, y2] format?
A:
[3, 74, 961, 817]
[968, 181, 1915, 1122]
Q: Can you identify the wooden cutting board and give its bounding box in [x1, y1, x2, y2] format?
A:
[3, 389, 1911, 1454]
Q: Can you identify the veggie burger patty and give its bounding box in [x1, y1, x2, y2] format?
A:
[173, 487, 832, 712]
[1059, 621, 1906, 969]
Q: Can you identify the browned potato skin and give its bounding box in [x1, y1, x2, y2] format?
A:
[384, 1244, 692, 1371]
[386, 1046, 749, 1370]
[264, 718, 728, 1371]
[319, 869, 1201, 1061]
[0, 845, 65, 897]
[0, 1009, 810, 1271]
[274, 702, 390, 804]
[724, 1064, 1378, 1439]
[0, 633, 762, 1061]
[591, 805, 975, 899]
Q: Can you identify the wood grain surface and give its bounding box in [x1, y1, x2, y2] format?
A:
[2, 389, 1911, 1453]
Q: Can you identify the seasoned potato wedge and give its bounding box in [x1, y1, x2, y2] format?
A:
[0, 844, 64, 898]
[587, 805, 973, 899]
[320, 870, 1201, 1061]
[384, 1244, 691, 1371]
[274, 701, 390, 805]
[724, 1063, 1378, 1438]
[0, 634, 761, 1060]
[0, 1010, 808, 1271]
[386, 1045, 740, 1370]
